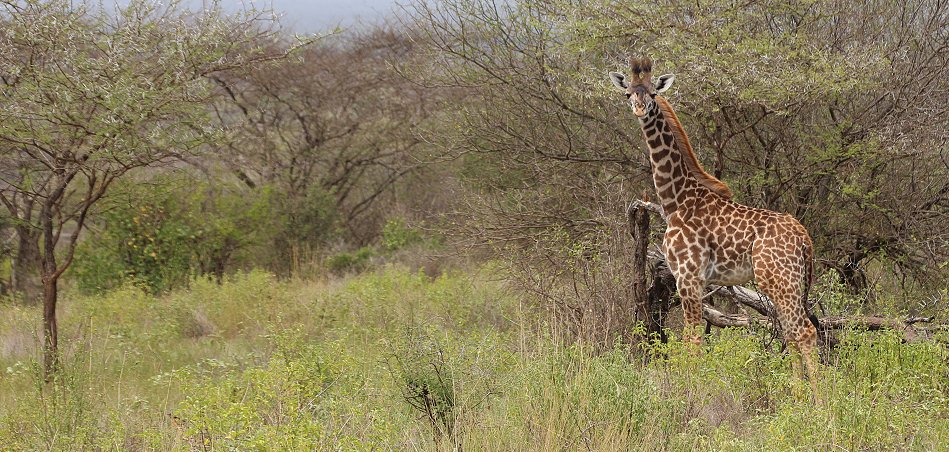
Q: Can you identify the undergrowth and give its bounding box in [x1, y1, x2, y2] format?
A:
[0, 266, 946, 450]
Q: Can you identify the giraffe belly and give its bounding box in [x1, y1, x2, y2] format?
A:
[705, 256, 754, 286]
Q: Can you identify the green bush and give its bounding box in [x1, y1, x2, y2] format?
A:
[74, 198, 196, 294]
[73, 177, 280, 293]
[388, 329, 458, 440]
[281, 184, 339, 246]
[326, 247, 375, 274]
[173, 330, 337, 449]
[381, 218, 423, 252]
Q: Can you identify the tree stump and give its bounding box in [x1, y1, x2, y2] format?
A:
[627, 200, 669, 342]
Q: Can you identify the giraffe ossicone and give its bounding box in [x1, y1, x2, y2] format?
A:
[610, 57, 821, 398]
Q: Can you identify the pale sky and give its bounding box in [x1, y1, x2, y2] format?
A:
[117, 1, 404, 32]
[238, 0, 403, 31]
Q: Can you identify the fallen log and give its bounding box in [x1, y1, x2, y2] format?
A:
[698, 305, 936, 341]
[706, 280, 935, 341]
[702, 304, 771, 329]
[708, 284, 773, 317]
[818, 315, 935, 330]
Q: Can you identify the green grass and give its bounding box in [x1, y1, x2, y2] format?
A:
[0, 265, 946, 450]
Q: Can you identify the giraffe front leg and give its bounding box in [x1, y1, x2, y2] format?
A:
[662, 225, 709, 350]
[677, 280, 706, 349]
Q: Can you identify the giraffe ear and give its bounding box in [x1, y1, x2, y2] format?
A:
[654, 74, 675, 93]
[608, 72, 628, 90]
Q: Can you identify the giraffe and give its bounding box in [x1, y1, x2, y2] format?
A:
[609, 58, 820, 394]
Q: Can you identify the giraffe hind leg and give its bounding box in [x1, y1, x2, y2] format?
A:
[796, 332, 821, 404]
[776, 294, 821, 403]
[754, 270, 820, 402]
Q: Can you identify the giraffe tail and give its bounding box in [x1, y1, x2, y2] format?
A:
[802, 242, 823, 343]
[808, 314, 822, 341]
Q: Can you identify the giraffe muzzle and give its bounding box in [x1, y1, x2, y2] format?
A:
[632, 102, 647, 116]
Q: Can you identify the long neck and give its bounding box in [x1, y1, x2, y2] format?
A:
[638, 102, 700, 215]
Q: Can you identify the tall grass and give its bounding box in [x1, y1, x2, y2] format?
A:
[0, 266, 946, 450]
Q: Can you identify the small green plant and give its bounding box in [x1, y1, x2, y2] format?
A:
[815, 271, 865, 314]
[326, 247, 375, 274]
[173, 330, 336, 450]
[382, 218, 423, 252]
[388, 331, 457, 442]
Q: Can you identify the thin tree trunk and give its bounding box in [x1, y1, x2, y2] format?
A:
[42, 276, 58, 378]
[12, 226, 42, 304]
[40, 185, 61, 380]
[36, 171, 108, 380]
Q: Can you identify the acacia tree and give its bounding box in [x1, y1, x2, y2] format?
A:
[210, 28, 435, 270]
[0, 0, 302, 376]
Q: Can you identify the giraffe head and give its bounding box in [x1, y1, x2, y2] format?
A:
[609, 58, 675, 118]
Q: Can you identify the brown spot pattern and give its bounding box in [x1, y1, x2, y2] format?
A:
[634, 86, 819, 396]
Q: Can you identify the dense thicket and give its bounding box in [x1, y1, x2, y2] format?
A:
[1, 6, 445, 304]
[208, 29, 439, 255]
[70, 28, 444, 287]
[404, 0, 949, 341]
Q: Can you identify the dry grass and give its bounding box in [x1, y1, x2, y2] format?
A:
[0, 266, 946, 450]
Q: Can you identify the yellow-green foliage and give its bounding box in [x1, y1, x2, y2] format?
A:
[0, 267, 946, 450]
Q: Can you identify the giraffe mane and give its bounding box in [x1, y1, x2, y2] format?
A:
[654, 96, 733, 199]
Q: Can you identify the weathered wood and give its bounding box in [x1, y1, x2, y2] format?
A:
[818, 315, 935, 330]
[627, 199, 666, 341]
[702, 304, 771, 329]
[818, 315, 935, 342]
[646, 252, 674, 343]
[709, 284, 774, 317]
